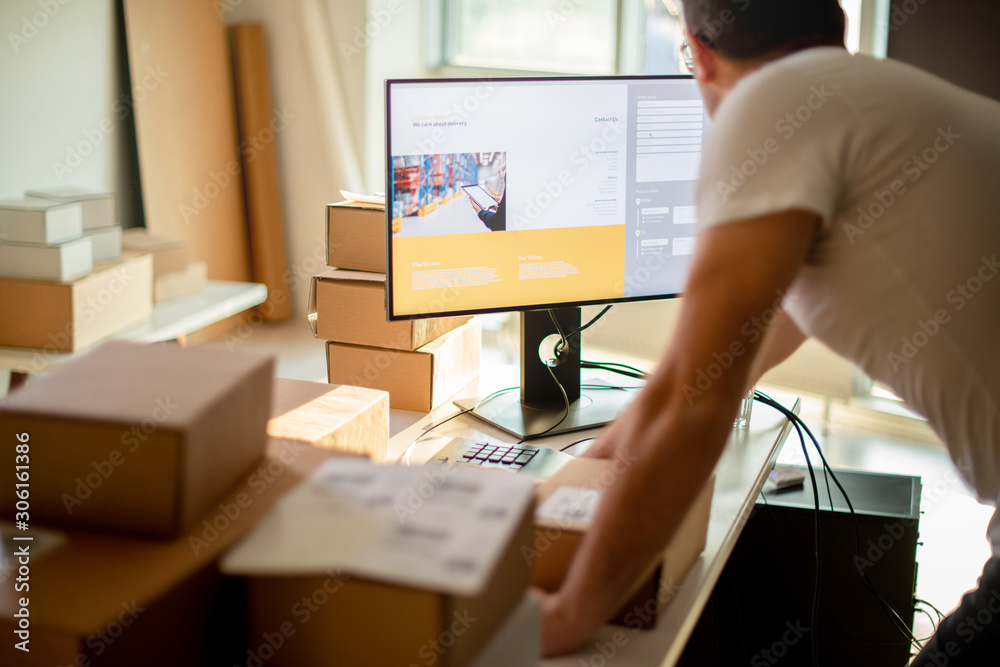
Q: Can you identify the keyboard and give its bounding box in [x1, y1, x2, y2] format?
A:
[429, 437, 574, 479]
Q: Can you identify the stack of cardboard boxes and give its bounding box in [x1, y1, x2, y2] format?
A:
[311, 200, 481, 411]
[0, 340, 536, 666]
[0, 189, 151, 351]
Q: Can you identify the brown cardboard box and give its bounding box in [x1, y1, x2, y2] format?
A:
[326, 200, 384, 272]
[244, 515, 532, 667]
[121, 228, 190, 277]
[531, 457, 714, 629]
[0, 251, 153, 351]
[267, 378, 390, 461]
[223, 461, 536, 667]
[0, 437, 356, 667]
[326, 318, 480, 411]
[154, 260, 207, 302]
[308, 268, 471, 349]
[0, 340, 274, 537]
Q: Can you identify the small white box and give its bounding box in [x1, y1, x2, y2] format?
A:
[25, 187, 116, 230]
[84, 224, 122, 263]
[0, 237, 93, 281]
[0, 198, 82, 245]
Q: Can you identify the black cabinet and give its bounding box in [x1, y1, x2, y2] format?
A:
[680, 468, 921, 666]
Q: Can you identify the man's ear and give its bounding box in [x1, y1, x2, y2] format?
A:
[687, 28, 717, 83]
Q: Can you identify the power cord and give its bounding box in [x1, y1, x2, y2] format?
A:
[400, 385, 517, 464]
[550, 305, 614, 360]
[518, 363, 570, 442]
[560, 436, 598, 453]
[580, 360, 649, 380]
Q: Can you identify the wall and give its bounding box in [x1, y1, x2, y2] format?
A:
[221, 0, 426, 316]
[886, 0, 1000, 101]
[0, 0, 140, 226]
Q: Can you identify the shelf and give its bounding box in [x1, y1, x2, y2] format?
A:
[0, 280, 267, 373]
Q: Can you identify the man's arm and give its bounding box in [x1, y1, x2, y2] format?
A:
[540, 209, 820, 654]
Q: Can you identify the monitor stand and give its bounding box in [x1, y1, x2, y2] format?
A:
[454, 307, 639, 440]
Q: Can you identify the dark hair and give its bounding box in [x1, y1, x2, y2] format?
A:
[682, 0, 846, 61]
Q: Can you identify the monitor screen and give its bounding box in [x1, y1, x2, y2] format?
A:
[385, 76, 708, 321]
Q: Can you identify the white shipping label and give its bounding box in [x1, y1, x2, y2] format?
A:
[536, 486, 603, 525]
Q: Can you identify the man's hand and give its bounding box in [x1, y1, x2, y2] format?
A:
[534, 588, 600, 657]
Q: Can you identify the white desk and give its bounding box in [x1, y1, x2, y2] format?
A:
[389, 373, 798, 667]
[0, 280, 267, 375]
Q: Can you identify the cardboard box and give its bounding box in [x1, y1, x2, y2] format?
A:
[326, 318, 480, 411]
[84, 224, 123, 262]
[0, 340, 274, 537]
[326, 200, 385, 272]
[267, 378, 390, 461]
[0, 437, 356, 667]
[25, 186, 116, 230]
[0, 251, 153, 351]
[0, 197, 82, 244]
[154, 261, 207, 302]
[122, 227, 191, 277]
[531, 457, 714, 629]
[222, 459, 535, 667]
[0, 236, 93, 281]
[309, 268, 471, 349]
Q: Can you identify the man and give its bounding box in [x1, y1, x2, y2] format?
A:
[538, 1, 1000, 663]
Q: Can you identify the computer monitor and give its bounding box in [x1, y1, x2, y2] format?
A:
[385, 76, 708, 438]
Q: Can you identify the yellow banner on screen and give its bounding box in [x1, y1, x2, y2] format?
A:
[392, 226, 625, 316]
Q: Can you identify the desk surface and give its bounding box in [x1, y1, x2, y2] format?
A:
[0, 280, 267, 374]
[389, 374, 798, 667]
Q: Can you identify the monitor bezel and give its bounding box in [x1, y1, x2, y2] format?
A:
[384, 74, 699, 322]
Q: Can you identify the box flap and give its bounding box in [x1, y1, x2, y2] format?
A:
[222, 458, 534, 597]
[329, 199, 384, 211]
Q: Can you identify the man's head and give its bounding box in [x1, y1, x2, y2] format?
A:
[682, 0, 846, 114]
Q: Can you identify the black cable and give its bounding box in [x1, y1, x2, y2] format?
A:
[583, 359, 649, 377]
[519, 363, 570, 442]
[580, 360, 649, 380]
[549, 305, 611, 352]
[914, 606, 940, 639]
[400, 385, 518, 463]
[548, 308, 568, 343]
[915, 598, 947, 625]
[550, 306, 615, 359]
[560, 436, 597, 453]
[793, 414, 823, 665]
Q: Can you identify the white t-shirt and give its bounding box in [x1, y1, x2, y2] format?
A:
[696, 47, 1000, 551]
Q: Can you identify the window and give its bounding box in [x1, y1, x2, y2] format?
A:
[441, 1, 871, 75]
[444, 0, 620, 74]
